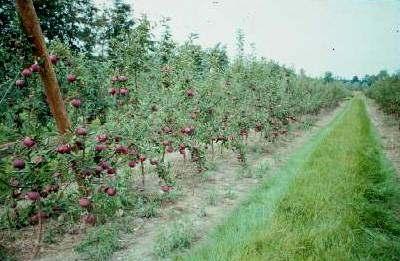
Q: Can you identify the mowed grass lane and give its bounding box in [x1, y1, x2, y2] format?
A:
[179, 97, 400, 260]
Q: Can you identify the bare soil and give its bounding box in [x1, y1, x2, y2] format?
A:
[366, 99, 400, 175]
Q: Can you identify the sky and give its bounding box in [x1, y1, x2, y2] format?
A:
[96, 0, 400, 79]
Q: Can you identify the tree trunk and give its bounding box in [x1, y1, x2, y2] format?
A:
[16, 0, 71, 134]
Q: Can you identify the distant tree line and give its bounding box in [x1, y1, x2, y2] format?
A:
[323, 70, 397, 90]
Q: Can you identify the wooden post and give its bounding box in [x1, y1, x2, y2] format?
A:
[16, 0, 71, 134]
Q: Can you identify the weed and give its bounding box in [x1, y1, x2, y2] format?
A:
[249, 144, 264, 155]
[236, 166, 253, 178]
[224, 188, 237, 200]
[254, 161, 270, 179]
[75, 224, 120, 261]
[197, 206, 207, 218]
[43, 225, 65, 244]
[154, 220, 195, 258]
[200, 170, 215, 183]
[161, 186, 183, 203]
[137, 200, 159, 218]
[205, 161, 217, 171]
[206, 189, 219, 206]
[301, 117, 315, 130]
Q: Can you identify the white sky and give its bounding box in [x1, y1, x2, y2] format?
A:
[96, 0, 400, 78]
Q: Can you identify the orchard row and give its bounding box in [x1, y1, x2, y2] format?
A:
[0, 31, 347, 229]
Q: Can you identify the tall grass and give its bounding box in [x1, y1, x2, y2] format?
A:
[179, 96, 400, 260]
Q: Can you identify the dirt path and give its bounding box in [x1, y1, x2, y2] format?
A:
[366, 99, 400, 175]
[35, 102, 346, 261]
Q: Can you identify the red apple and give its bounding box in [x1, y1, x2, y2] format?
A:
[67, 74, 77, 83]
[128, 161, 137, 168]
[181, 126, 195, 135]
[95, 144, 107, 152]
[56, 144, 72, 154]
[70, 98, 82, 108]
[99, 161, 111, 170]
[12, 159, 25, 170]
[22, 137, 35, 148]
[79, 197, 91, 208]
[83, 214, 96, 225]
[26, 191, 41, 201]
[107, 168, 117, 175]
[119, 88, 129, 95]
[30, 63, 40, 73]
[105, 187, 117, 196]
[30, 211, 49, 224]
[49, 54, 58, 65]
[75, 127, 87, 136]
[115, 145, 129, 154]
[160, 185, 173, 192]
[21, 68, 32, 77]
[96, 134, 108, 143]
[139, 155, 146, 162]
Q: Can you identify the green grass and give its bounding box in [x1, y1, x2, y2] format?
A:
[154, 219, 195, 258]
[74, 224, 121, 261]
[178, 97, 400, 260]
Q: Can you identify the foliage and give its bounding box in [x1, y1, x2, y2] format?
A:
[0, 0, 97, 57]
[106, 0, 134, 40]
[0, 246, 14, 261]
[367, 73, 400, 116]
[0, 25, 347, 230]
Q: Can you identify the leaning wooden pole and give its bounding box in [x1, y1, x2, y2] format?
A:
[16, 0, 71, 134]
